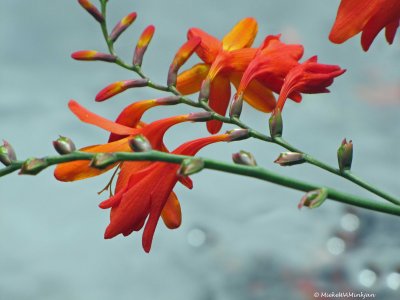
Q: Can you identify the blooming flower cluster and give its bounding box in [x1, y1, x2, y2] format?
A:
[42, 0, 397, 252]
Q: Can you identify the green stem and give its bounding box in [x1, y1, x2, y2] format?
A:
[2, 151, 400, 217]
[273, 137, 400, 206]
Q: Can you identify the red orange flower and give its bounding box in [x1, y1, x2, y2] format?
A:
[54, 100, 202, 232]
[177, 18, 276, 134]
[275, 56, 346, 111]
[235, 35, 304, 106]
[329, 0, 400, 51]
[99, 131, 245, 252]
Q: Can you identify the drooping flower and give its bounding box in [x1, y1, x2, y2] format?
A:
[275, 56, 346, 112]
[234, 35, 304, 106]
[329, 0, 400, 51]
[99, 129, 249, 252]
[177, 18, 275, 133]
[54, 99, 207, 230]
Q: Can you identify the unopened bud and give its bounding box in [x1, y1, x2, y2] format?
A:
[53, 136, 76, 155]
[95, 79, 148, 102]
[229, 93, 243, 118]
[78, 0, 104, 23]
[71, 50, 116, 62]
[167, 37, 201, 87]
[232, 150, 257, 166]
[109, 12, 137, 42]
[0, 140, 17, 166]
[188, 112, 213, 122]
[128, 135, 152, 152]
[133, 25, 155, 66]
[274, 152, 305, 166]
[337, 138, 353, 172]
[269, 109, 283, 138]
[178, 158, 204, 177]
[90, 153, 117, 169]
[155, 96, 181, 105]
[298, 188, 328, 209]
[198, 79, 211, 101]
[226, 129, 250, 142]
[19, 158, 48, 175]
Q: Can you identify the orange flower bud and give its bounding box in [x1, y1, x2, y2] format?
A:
[109, 12, 137, 42]
[95, 79, 148, 102]
[167, 37, 201, 86]
[78, 0, 104, 23]
[71, 50, 116, 62]
[133, 25, 155, 66]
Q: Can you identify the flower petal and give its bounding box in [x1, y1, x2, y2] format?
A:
[188, 28, 221, 64]
[69, 100, 137, 135]
[361, 1, 400, 51]
[206, 75, 231, 134]
[222, 18, 258, 51]
[385, 19, 400, 44]
[329, 0, 380, 44]
[232, 76, 276, 113]
[161, 191, 182, 229]
[176, 63, 210, 95]
[54, 138, 131, 181]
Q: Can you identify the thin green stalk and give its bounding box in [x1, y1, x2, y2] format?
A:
[273, 137, 400, 206]
[2, 151, 400, 217]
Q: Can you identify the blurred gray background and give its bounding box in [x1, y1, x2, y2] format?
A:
[0, 0, 399, 299]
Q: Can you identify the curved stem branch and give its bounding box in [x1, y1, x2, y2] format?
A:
[2, 151, 400, 217]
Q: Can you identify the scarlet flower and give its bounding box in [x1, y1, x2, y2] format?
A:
[275, 56, 346, 111]
[54, 99, 202, 230]
[329, 0, 400, 51]
[177, 18, 275, 133]
[99, 131, 247, 252]
[235, 35, 304, 105]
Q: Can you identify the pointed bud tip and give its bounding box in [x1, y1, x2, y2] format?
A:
[188, 112, 213, 122]
[269, 109, 283, 138]
[232, 150, 257, 166]
[53, 136, 76, 155]
[298, 188, 328, 209]
[226, 129, 250, 142]
[128, 135, 152, 152]
[19, 158, 48, 175]
[274, 152, 305, 167]
[178, 158, 205, 177]
[90, 153, 117, 169]
[0, 140, 17, 166]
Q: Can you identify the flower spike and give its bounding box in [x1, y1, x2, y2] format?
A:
[77, 0, 104, 23]
[71, 50, 116, 62]
[167, 37, 201, 87]
[109, 12, 138, 43]
[95, 79, 149, 102]
[133, 25, 156, 66]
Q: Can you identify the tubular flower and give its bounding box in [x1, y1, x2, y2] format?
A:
[235, 35, 304, 107]
[329, 0, 400, 51]
[275, 56, 346, 111]
[54, 99, 200, 231]
[99, 131, 246, 252]
[177, 18, 268, 134]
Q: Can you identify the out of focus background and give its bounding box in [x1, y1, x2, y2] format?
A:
[0, 0, 399, 299]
